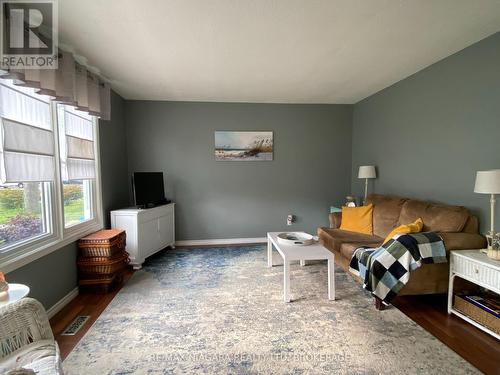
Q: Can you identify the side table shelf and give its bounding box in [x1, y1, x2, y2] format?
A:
[448, 250, 500, 340]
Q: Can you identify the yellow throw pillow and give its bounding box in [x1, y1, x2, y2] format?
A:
[383, 218, 424, 244]
[340, 204, 374, 235]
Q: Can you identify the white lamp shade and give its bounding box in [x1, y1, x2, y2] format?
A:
[358, 165, 376, 179]
[474, 170, 500, 194]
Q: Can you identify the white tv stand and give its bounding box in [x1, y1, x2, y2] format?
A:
[110, 203, 175, 269]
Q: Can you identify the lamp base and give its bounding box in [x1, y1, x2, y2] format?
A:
[487, 248, 500, 260]
[485, 233, 494, 250]
[481, 236, 500, 260]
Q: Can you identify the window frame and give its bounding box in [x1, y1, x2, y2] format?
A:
[0, 100, 103, 274]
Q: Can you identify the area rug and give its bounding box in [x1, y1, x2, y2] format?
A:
[63, 245, 478, 374]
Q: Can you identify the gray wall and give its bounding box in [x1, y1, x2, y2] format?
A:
[7, 91, 130, 309]
[125, 102, 353, 240]
[7, 242, 78, 310]
[100, 91, 131, 227]
[351, 32, 500, 232]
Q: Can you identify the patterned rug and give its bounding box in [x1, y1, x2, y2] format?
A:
[63, 246, 478, 374]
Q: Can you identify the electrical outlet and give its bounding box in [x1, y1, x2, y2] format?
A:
[287, 214, 294, 226]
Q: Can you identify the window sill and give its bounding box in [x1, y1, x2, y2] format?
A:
[1, 221, 103, 274]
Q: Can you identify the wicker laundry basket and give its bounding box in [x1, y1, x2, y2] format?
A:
[78, 229, 129, 292]
[454, 294, 500, 335]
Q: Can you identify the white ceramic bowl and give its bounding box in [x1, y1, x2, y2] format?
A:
[277, 232, 315, 246]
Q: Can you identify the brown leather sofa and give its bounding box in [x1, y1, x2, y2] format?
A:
[318, 194, 486, 299]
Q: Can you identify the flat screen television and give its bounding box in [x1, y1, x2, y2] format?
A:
[132, 172, 168, 208]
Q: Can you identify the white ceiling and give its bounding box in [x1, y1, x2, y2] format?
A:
[59, 0, 500, 103]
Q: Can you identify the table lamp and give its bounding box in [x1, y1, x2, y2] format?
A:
[358, 166, 376, 203]
[474, 169, 500, 251]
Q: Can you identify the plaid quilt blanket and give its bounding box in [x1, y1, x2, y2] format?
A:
[349, 232, 447, 305]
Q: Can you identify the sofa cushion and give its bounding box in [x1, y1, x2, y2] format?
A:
[340, 241, 383, 259]
[318, 227, 383, 253]
[438, 232, 487, 251]
[462, 215, 479, 234]
[399, 200, 469, 232]
[366, 194, 407, 238]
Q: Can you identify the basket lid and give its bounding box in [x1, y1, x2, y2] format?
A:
[80, 229, 125, 243]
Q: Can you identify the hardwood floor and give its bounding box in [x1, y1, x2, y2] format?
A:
[394, 294, 500, 375]
[50, 269, 499, 374]
[49, 268, 134, 360]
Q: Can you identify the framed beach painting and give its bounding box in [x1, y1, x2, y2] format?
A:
[214, 131, 273, 161]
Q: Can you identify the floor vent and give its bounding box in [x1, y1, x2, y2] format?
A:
[61, 315, 90, 336]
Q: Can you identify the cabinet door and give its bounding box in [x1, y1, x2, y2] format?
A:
[139, 218, 160, 257]
[112, 214, 138, 263]
[159, 214, 174, 247]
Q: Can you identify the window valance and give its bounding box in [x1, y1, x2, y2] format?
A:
[0, 50, 110, 121]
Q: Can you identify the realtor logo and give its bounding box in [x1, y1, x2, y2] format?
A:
[0, 0, 58, 69]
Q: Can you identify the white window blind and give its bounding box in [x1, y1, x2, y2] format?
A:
[0, 84, 55, 182]
[60, 106, 96, 180]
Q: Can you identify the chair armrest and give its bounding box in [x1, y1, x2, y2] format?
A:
[329, 212, 342, 229]
[0, 298, 53, 359]
[438, 232, 487, 251]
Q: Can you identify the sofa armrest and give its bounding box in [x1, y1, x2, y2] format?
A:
[438, 232, 487, 251]
[329, 212, 342, 229]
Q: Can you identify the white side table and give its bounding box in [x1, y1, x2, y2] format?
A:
[448, 250, 499, 340]
[0, 283, 30, 307]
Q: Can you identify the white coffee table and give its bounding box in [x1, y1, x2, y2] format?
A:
[267, 232, 335, 302]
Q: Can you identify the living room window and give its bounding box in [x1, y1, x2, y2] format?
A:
[0, 81, 102, 271]
[0, 182, 51, 251]
[62, 180, 93, 227]
[57, 105, 98, 229]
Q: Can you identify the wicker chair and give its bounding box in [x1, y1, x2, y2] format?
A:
[0, 298, 63, 375]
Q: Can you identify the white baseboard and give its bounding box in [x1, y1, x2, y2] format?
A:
[175, 237, 267, 247]
[47, 287, 79, 319]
